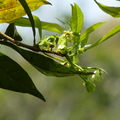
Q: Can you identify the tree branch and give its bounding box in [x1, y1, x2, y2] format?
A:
[0, 32, 65, 56]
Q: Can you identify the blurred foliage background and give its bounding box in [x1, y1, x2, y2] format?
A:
[0, 0, 120, 120]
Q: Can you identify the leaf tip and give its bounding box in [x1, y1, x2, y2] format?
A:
[44, 0, 52, 5]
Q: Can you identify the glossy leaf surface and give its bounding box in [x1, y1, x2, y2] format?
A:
[0, 41, 79, 77]
[0, 52, 45, 101]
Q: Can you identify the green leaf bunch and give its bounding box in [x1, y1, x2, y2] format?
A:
[0, 1, 120, 101]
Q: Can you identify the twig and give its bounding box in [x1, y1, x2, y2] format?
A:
[0, 32, 65, 56]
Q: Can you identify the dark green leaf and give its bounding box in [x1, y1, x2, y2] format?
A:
[71, 3, 84, 33]
[0, 41, 90, 77]
[0, 52, 45, 101]
[11, 17, 64, 33]
[33, 15, 42, 39]
[94, 0, 120, 17]
[18, 0, 36, 40]
[5, 23, 22, 41]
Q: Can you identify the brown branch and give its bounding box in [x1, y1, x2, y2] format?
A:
[0, 32, 65, 56]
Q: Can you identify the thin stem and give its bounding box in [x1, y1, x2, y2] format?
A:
[0, 32, 65, 56]
[43, 52, 64, 62]
[84, 42, 99, 51]
[65, 55, 75, 69]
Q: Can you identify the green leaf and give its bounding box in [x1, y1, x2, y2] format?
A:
[0, 41, 93, 77]
[71, 3, 84, 33]
[97, 25, 120, 43]
[0, 41, 79, 77]
[57, 18, 71, 30]
[33, 15, 42, 39]
[0, 52, 45, 101]
[5, 23, 22, 41]
[41, 21, 64, 33]
[10, 17, 64, 33]
[81, 35, 89, 48]
[94, 0, 120, 17]
[85, 24, 120, 51]
[80, 22, 106, 47]
[18, 0, 36, 40]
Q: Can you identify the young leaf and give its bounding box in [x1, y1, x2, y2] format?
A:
[96, 24, 120, 44]
[71, 3, 84, 33]
[94, 0, 120, 17]
[0, 41, 77, 77]
[57, 18, 71, 30]
[10, 17, 64, 33]
[85, 24, 120, 51]
[81, 35, 89, 48]
[0, 52, 45, 101]
[80, 22, 106, 47]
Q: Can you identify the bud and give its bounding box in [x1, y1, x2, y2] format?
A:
[85, 81, 96, 92]
[57, 45, 67, 54]
[91, 70, 100, 81]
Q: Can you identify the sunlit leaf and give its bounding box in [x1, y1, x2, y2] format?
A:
[0, 0, 51, 43]
[96, 25, 120, 44]
[94, 0, 120, 17]
[85, 24, 120, 51]
[0, 0, 51, 23]
[80, 22, 106, 47]
[11, 17, 64, 33]
[0, 52, 45, 101]
[81, 35, 89, 48]
[71, 3, 84, 33]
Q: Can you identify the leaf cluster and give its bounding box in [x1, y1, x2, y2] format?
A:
[0, 0, 120, 101]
